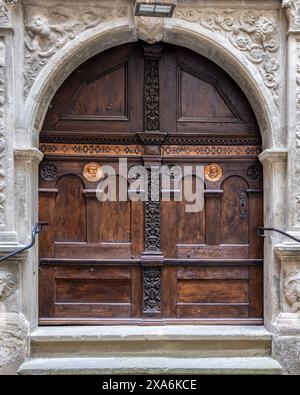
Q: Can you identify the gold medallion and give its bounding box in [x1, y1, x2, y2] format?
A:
[205, 163, 223, 182]
[83, 162, 103, 182]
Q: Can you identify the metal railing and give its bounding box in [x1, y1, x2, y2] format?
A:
[0, 222, 48, 262]
[258, 227, 300, 244]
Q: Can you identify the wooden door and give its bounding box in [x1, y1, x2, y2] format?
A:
[39, 42, 263, 325]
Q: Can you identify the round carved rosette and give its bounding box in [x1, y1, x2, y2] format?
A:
[247, 164, 262, 180]
[40, 163, 57, 181]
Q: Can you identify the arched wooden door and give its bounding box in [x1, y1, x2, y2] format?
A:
[39, 42, 263, 325]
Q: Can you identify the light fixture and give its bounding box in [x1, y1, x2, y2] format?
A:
[134, 0, 176, 18]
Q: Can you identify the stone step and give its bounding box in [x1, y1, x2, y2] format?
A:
[29, 326, 272, 358]
[18, 356, 282, 375]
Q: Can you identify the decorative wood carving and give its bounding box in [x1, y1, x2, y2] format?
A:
[144, 46, 162, 132]
[247, 164, 262, 180]
[205, 164, 223, 182]
[40, 163, 57, 181]
[161, 145, 262, 157]
[40, 143, 144, 157]
[143, 267, 161, 314]
[144, 167, 161, 252]
[83, 162, 103, 182]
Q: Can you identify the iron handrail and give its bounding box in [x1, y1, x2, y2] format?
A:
[258, 227, 300, 244]
[0, 222, 48, 262]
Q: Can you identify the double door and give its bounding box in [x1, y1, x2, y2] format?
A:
[39, 42, 263, 325]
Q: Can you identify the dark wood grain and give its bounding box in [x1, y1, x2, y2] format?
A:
[39, 42, 263, 325]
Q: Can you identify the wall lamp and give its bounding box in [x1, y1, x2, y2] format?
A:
[134, 0, 176, 18]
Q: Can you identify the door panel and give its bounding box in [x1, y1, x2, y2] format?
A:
[39, 42, 263, 325]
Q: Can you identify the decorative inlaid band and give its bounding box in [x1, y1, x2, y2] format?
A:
[40, 144, 144, 156]
[161, 145, 262, 157]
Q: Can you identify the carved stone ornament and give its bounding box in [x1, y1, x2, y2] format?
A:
[174, 7, 280, 105]
[24, 4, 128, 96]
[282, 0, 300, 31]
[0, 0, 18, 27]
[83, 162, 103, 183]
[284, 272, 300, 312]
[136, 16, 164, 44]
[0, 39, 6, 225]
[0, 271, 16, 300]
[294, 44, 300, 225]
[205, 163, 223, 182]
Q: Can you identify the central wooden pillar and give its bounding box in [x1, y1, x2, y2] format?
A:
[140, 46, 166, 318]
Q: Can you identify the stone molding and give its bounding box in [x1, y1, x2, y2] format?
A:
[282, 0, 300, 33]
[14, 147, 43, 164]
[258, 148, 288, 163]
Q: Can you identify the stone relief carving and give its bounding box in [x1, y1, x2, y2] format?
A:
[295, 44, 300, 225]
[0, 271, 16, 300]
[0, 40, 6, 225]
[282, 0, 300, 30]
[136, 16, 164, 44]
[0, 0, 17, 26]
[24, 5, 128, 97]
[174, 8, 280, 105]
[284, 272, 300, 312]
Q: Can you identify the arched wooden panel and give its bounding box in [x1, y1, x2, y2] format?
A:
[179, 70, 236, 121]
[221, 176, 249, 245]
[65, 66, 127, 119]
[55, 175, 87, 242]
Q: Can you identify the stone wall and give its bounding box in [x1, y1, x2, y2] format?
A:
[0, 0, 299, 374]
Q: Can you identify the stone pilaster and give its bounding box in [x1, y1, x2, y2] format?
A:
[0, 1, 18, 245]
[259, 149, 288, 330]
[282, 1, 300, 234]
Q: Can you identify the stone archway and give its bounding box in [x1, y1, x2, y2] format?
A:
[13, 9, 286, 333]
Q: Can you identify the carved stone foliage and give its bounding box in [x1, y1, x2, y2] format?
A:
[136, 17, 164, 44]
[0, 271, 16, 300]
[0, 40, 6, 225]
[295, 44, 300, 226]
[143, 267, 161, 314]
[23, 4, 128, 97]
[0, 0, 17, 26]
[284, 272, 300, 312]
[174, 7, 280, 105]
[282, 0, 300, 31]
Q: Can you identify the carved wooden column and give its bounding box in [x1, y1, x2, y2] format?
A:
[140, 46, 166, 318]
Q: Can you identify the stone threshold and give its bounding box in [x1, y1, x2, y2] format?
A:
[18, 356, 282, 375]
[30, 325, 272, 342]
